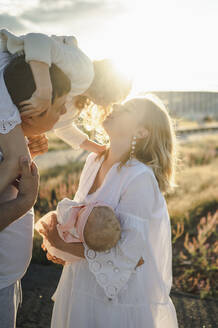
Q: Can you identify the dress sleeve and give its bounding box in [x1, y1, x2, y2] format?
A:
[52, 104, 88, 149]
[84, 170, 158, 299]
[0, 52, 21, 134]
[53, 123, 88, 149]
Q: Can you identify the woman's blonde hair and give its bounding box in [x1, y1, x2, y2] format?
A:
[99, 94, 178, 194]
[74, 59, 132, 128]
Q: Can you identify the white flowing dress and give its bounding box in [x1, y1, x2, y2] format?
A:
[50, 153, 178, 328]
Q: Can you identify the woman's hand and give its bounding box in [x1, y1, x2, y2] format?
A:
[39, 213, 64, 249]
[41, 243, 65, 266]
[28, 134, 48, 158]
[17, 156, 39, 208]
[46, 252, 65, 266]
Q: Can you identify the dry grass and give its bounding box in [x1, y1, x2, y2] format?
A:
[166, 135, 218, 225]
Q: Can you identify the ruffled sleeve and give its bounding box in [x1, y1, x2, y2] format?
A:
[84, 169, 158, 299]
[0, 52, 21, 134]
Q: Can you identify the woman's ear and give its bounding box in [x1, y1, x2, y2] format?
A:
[135, 127, 149, 139]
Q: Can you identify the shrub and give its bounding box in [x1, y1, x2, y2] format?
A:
[172, 211, 218, 299]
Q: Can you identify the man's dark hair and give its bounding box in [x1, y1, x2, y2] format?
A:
[4, 55, 71, 107]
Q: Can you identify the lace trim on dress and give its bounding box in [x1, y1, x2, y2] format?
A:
[0, 117, 21, 134]
[84, 211, 147, 300]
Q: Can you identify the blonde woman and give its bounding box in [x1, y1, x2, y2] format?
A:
[40, 95, 179, 328]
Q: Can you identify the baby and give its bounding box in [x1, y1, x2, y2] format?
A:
[35, 198, 121, 263]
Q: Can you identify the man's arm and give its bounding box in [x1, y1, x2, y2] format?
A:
[0, 197, 31, 232]
[0, 124, 31, 195]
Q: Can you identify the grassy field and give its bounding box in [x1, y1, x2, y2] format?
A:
[33, 134, 218, 299]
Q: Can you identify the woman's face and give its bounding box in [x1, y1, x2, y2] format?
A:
[21, 95, 67, 136]
[103, 100, 145, 140]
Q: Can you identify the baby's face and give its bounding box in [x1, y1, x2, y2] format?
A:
[83, 206, 121, 252]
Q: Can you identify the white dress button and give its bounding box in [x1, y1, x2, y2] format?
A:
[86, 249, 96, 260]
[107, 260, 113, 266]
[98, 273, 108, 285]
[136, 265, 143, 272]
[91, 261, 102, 272]
[106, 286, 117, 298]
[113, 267, 120, 273]
[120, 276, 126, 282]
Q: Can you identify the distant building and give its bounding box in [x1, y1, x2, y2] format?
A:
[145, 91, 218, 121]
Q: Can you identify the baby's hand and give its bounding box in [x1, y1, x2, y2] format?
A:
[19, 88, 52, 118]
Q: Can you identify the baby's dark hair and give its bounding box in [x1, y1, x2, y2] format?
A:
[4, 55, 71, 107]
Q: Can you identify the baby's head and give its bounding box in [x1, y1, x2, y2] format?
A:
[83, 206, 121, 252]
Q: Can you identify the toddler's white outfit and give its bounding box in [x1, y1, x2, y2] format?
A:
[0, 29, 95, 148]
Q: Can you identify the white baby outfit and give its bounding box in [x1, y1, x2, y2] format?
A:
[50, 152, 178, 328]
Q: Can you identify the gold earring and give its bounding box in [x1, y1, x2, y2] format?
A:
[130, 136, 137, 159]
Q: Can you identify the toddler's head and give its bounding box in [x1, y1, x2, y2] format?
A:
[83, 205, 121, 252]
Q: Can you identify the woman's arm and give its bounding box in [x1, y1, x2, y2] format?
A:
[39, 211, 144, 266]
[0, 158, 39, 232]
[0, 124, 31, 194]
[39, 214, 85, 259]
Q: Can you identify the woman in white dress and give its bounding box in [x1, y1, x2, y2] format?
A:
[40, 94, 179, 328]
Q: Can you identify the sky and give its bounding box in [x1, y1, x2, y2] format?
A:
[1, 0, 218, 93]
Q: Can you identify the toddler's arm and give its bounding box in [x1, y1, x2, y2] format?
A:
[54, 122, 106, 154]
[19, 60, 52, 117]
[80, 139, 106, 154]
[0, 124, 31, 194]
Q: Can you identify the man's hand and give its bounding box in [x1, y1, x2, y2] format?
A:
[19, 89, 52, 118]
[28, 134, 48, 158]
[17, 156, 39, 208]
